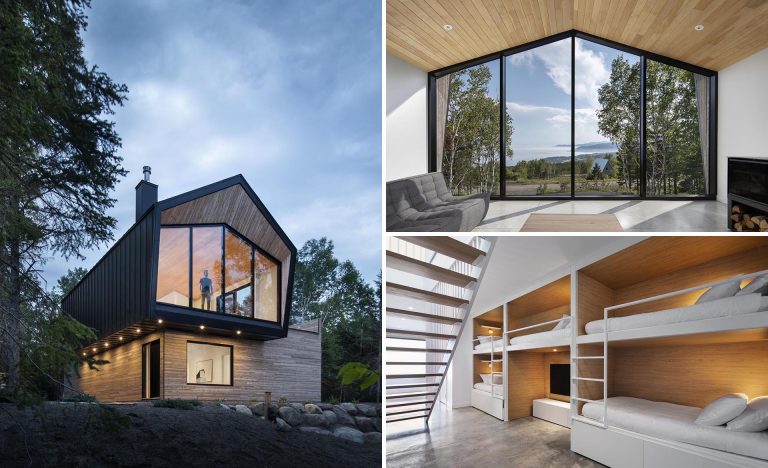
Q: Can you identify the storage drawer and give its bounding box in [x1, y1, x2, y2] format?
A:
[533, 398, 570, 428]
[471, 389, 503, 420]
[571, 420, 643, 468]
[644, 438, 766, 468]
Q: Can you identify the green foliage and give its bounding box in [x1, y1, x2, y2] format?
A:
[326, 394, 340, 405]
[277, 395, 289, 406]
[303, 399, 313, 405]
[290, 239, 381, 402]
[62, 393, 96, 403]
[56, 268, 89, 298]
[441, 64, 513, 195]
[95, 405, 130, 433]
[152, 399, 202, 411]
[337, 362, 380, 391]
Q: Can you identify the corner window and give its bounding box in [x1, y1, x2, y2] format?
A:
[156, 224, 280, 322]
[186, 341, 232, 385]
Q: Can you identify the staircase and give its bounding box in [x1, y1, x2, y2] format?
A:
[385, 236, 492, 425]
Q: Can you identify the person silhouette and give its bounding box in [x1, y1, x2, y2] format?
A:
[199, 269, 213, 310]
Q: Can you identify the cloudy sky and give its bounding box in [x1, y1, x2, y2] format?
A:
[41, 0, 381, 289]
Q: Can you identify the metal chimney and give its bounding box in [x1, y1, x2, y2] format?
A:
[135, 166, 158, 221]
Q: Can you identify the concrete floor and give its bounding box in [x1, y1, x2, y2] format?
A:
[474, 199, 727, 232]
[386, 406, 604, 468]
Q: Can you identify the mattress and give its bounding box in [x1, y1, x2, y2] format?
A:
[473, 382, 504, 396]
[474, 338, 503, 352]
[509, 327, 570, 346]
[585, 292, 768, 334]
[582, 397, 768, 461]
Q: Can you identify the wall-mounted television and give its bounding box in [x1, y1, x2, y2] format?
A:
[550, 364, 570, 396]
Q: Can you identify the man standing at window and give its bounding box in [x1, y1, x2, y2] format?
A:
[200, 269, 213, 310]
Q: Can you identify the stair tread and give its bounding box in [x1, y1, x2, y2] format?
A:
[395, 236, 485, 264]
[386, 383, 440, 389]
[386, 392, 437, 399]
[387, 414, 429, 423]
[386, 282, 469, 307]
[386, 250, 476, 287]
[387, 400, 434, 409]
[386, 328, 457, 339]
[386, 347, 451, 353]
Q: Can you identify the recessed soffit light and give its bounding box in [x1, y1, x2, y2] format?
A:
[694, 24, 704, 31]
[443, 24, 453, 31]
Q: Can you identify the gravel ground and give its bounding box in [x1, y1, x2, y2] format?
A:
[0, 402, 381, 468]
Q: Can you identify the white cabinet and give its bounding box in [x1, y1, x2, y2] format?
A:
[471, 389, 504, 420]
[533, 398, 571, 428]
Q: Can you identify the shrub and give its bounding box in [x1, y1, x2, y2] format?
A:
[303, 399, 313, 406]
[277, 395, 289, 406]
[152, 399, 201, 410]
[326, 395, 340, 405]
[63, 393, 96, 403]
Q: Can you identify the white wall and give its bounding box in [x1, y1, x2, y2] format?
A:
[717, 47, 768, 202]
[386, 53, 428, 181]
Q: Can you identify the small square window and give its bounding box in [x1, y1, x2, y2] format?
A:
[186, 342, 232, 385]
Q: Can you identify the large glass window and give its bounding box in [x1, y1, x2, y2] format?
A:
[156, 225, 280, 322]
[156, 227, 189, 307]
[575, 38, 640, 196]
[429, 33, 714, 199]
[646, 60, 707, 196]
[436, 58, 502, 196]
[186, 342, 232, 385]
[505, 39, 571, 196]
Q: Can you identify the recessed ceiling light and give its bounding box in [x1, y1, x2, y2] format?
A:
[443, 24, 453, 31]
[200, 325, 205, 330]
[119, 336, 123, 341]
[136, 328, 141, 333]
[694, 24, 704, 31]
[158, 319, 163, 324]
[236, 330, 241, 335]
[82, 352, 86, 357]
[92, 348, 97, 352]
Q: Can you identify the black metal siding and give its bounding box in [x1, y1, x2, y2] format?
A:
[62, 209, 155, 338]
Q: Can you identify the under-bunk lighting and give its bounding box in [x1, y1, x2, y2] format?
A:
[694, 24, 704, 31]
[442, 24, 453, 31]
[553, 349, 558, 352]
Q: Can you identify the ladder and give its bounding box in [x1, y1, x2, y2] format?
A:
[385, 236, 492, 424]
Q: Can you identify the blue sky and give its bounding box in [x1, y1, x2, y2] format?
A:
[41, 0, 381, 289]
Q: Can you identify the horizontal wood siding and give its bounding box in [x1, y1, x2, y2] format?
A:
[62, 210, 155, 338]
[163, 329, 320, 402]
[71, 332, 164, 402]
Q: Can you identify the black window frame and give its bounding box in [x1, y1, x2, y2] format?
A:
[156, 222, 282, 325]
[427, 29, 717, 201]
[185, 340, 234, 387]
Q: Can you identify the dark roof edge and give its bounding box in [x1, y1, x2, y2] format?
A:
[60, 204, 156, 305]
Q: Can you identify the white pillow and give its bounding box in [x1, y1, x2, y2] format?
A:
[695, 393, 747, 426]
[696, 280, 741, 304]
[476, 335, 494, 343]
[727, 396, 768, 432]
[479, 373, 491, 384]
[552, 314, 571, 331]
[736, 274, 768, 296]
[492, 374, 503, 385]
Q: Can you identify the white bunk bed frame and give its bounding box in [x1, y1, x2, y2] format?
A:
[471, 329, 505, 419]
[570, 268, 768, 468]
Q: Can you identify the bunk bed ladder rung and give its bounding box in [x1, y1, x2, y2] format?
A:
[572, 356, 604, 360]
[572, 377, 605, 382]
[572, 397, 600, 403]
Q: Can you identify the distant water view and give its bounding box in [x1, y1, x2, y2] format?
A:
[508, 142, 619, 164]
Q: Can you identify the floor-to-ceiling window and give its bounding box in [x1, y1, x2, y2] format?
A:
[505, 38, 571, 196]
[435, 58, 502, 196]
[429, 32, 715, 199]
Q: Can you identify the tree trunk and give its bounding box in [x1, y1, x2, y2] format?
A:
[1, 218, 23, 392]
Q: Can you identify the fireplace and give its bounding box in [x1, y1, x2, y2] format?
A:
[728, 157, 768, 231]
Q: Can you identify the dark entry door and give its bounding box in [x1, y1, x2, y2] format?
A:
[142, 340, 160, 399]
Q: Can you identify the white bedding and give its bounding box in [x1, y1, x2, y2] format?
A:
[474, 338, 503, 352]
[582, 397, 768, 460]
[585, 293, 768, 334]
[474, 382, 504, 396]
[509, 327, 571, 346]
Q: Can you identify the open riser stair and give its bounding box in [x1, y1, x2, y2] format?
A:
[385, 236, 491, 425]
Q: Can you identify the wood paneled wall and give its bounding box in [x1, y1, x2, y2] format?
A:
[611, 341, 768, 408]
[508, 304, 570, 339]
[72, 332, 164, 402]
[507, 352, 545, 420]
[576, 272, 614, 334]
[72, 327, 320, 402]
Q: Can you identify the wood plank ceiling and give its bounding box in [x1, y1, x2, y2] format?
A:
[387, 0, 768, 71]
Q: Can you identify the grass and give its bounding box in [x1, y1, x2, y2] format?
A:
[152, 399, 202, 410]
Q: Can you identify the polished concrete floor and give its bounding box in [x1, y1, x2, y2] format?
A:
[474, 199, 727, 232]
[386, 406, 604, 468]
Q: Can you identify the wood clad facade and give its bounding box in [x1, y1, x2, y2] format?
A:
[72, 326, 320, 402]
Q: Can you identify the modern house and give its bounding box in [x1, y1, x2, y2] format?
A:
[590, 158, 613, 178]
[64, 168, 320, 402]
[386, 0, 768, 232]
[385, 235, 768, 467]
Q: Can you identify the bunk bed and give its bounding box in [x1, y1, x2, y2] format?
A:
[572, 260, 768, 468]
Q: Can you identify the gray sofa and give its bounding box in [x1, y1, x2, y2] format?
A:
[386, 172, 490, 232]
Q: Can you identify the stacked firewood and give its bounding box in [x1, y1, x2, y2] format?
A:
[731, 205, 768, 231]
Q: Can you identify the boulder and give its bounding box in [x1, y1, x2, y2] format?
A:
[323, 410, 337, 425]
[339, 402, 358, 415]
[356, 404, 377, 417]
[354, 416, 376, 433]
[304, 403, 323, 415]
[373, 417, 382, 432]
[317, 402, 333, 411]
[275, 417, 292, 432]
[289, 403, 305, 413]
[298, 426, 332, 436]
[302, 413, 329, 427]
[218, 403, 232, 411]
[278, 406, 302, 427]
[332, 425, 364, 444]
[235, 405, 252, 416]
[363, 432, 382, 445]
[331, 405, 356, 426]
[251, 403, 278, 418]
